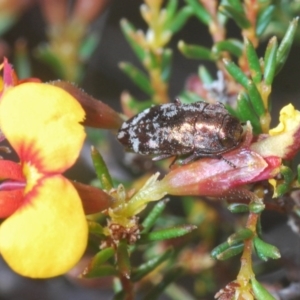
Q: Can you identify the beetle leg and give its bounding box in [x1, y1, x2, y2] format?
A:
[152, 154, 174, 161]
[179, 152, 199, 165]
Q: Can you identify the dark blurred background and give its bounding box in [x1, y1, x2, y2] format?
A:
[1, 0, 300, 299]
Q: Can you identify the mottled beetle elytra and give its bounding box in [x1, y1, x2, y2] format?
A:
[117, 99, 243, 166]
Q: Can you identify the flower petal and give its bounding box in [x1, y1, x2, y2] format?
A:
[0, 83, 86, 173]
[0, 160, 24, 181]
[0, 175, 88, 278]
[157, 149, 269, 197]
[0, 190, 24, 218]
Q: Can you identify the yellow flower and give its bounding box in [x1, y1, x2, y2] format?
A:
[0, 83, 88, 278]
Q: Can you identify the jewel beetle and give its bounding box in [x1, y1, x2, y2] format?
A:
[117, 99, 243, 165]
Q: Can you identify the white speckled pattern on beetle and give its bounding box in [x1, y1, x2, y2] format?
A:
[117, 100, 243, 165]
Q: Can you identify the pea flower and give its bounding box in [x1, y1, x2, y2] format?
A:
[0, 82, 88, 278]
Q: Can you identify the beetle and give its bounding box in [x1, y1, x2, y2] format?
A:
[117, 99, 243, 165]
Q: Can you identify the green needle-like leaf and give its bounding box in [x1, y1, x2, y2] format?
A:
[246, 80, 265, 116]
[251, 278, 277, 300]
[198, 65, 213, 84]
[91, 146, 113, 190]
[131, 248, 174, 282]
[223, 59, 249, 88]
[253, 237, 281, 261]
[82, 248, 116, 278]
[161, 49, 173, 82]
[216, 243, 244, 260]
[142, 267, 184, 300]
[139, 224, 197, 243]
[88, 220, 105, 237]
[169, 6, 194, 33]
[256, 5, 275, 37]
[227, 0, 244, 13]
[142, 199, 169, 234]
[79, 33, 100, 61]
[178, 41, 216, 60]
[184, 0, 211, 25]
[120, 19, 146, 63]
[219, 5, 251, 29]
[82, 265, 118, 278]
[117, 240, 131, 279]
[35, 45, 66, 79]
[275, 17, 299, 75]
[245, 38, 262, 84]
[227, 203, 249, 213]
[119, 62, 154, 96]
[211, 241, 230, 259]
[235, 92, 262, 134]
[165, 0, 178, 24]
[227, 228, 254, 246]
[264, 37, 278, 86]
[275, 166, 294, 197]
[212, 39, 243, 58]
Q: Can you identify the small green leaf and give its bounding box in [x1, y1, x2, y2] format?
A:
[117, 240, 131, 279]
[88, 220, 105, 237]
[227, 0, 244, 13]
[275, 165, 294, 197]
[184, 0, 211, 25]
[198, 65, 213, 84]
[227, 228, 254, 246]
[79, 32, 100, 61]
[91, 146, 113, 190]
[164, 0, 178, 24]
[142, 267, 184, 300]
[121, 92, 153, 115]
[161, 49, 173, 82]
[223, 59, 249, 88]
[275, 17, 299, 74]
[212, 39, 243, 58]
[169, 6, 194, 33]
[245, 38, 262, 84]
[120, 19, 146, 63]
[216, 243, 244, 260]
[246, 80, 265, 116]
[235, 92, 262, 134]
[131, 248, 174, 282]
[249, 202, 265, 214]
[82, 265, 118, 278]
[35, 45, 66, 79]
[251, 278, 276, 300]
[298, 164, 300, 184]
[82, 248, 116, 278]
[139, 224, 197, 243]
[219, 5, 251, 29]
[264, 37, 278, 86]
[227, 203, 249, 213]
[119, 62, 154, 96]
[211, 241, 230, 259]
[179, 90, 206, 104]
[253, 237, 281, 261]
[178, 41, 216, 60]
[256, 5, 275, 37]
[142, 199, 169, 234]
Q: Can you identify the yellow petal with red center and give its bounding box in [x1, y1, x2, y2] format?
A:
[0, 175, 88, 278]
[0, 82, 86, 173]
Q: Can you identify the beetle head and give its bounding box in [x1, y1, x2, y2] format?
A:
[219, 115, 243, 148]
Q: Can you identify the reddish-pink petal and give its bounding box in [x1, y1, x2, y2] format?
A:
[0, 190, 24, 218]
[0, 160, 24, 181]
